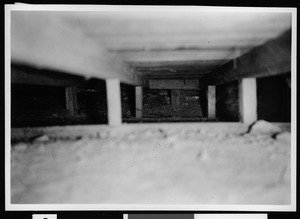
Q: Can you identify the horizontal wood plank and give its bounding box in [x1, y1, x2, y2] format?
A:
[149, 79, 199, 90]
[11, 64, 86, 88]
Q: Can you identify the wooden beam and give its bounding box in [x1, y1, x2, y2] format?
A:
[145, 75, 206, 80]
[202, 29, 291, 86]
[207, 85, 216, 119]
[135, 86, 143, 119]
[110, 46, 251, 53]
[149, 79, 199, 90]
[127, 60, 230, 68]
[106, 79, 122, 126]
[11, 64, 86, 87]
[131, 60, 226, 73]
[239, 78, 257, 124]
[115, 49, 239, 63]
[129, 60, 226, 80]
[65, 87, 78, 115]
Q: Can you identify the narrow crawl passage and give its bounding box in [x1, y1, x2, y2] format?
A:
[11, 122, 291, 204]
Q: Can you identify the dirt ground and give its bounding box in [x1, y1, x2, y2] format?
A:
[10, 121, 291, 205]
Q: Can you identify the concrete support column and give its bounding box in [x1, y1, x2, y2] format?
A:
[171, 89, 180, 109]
[135, 86, 143, 119]
[106, 79, 122, 126]
[207, 85, 216, 119]
[239, 78, 257, 124]
[65, 87, 78, 115]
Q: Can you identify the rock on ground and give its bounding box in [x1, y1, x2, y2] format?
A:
[247, 120, 282, 135]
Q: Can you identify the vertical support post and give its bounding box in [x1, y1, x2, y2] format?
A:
[65, 87, 78, 115]
[106, 79, 122, 126]
[207, 85, 216, 119]
[135, 86, 143, 119]
[233, 47, 241, 69]
[171, 89, 180, 109]
[239, 78, 257, 124]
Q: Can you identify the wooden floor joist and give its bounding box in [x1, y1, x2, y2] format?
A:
[201, 29, 291, 86]
[135, 86, 143, 119]
[65, 87, 78, 115]
[149, 79, 200, 90]
[11, 64, 86, 88]
[207, 85, 216, 119]
[171, 89, 180, 109]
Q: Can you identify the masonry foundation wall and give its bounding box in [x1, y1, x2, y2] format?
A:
[11, 84, 68, 127]
[10, 66, 291, 126]
[257, 74, 291, 122]
[215, 74, 291, 123]
[142, 88, 203, 118]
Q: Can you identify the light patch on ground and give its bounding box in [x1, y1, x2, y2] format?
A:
[10, 122, 291, 204]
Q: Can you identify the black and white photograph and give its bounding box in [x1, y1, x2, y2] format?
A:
[5, 4, 296, 210]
